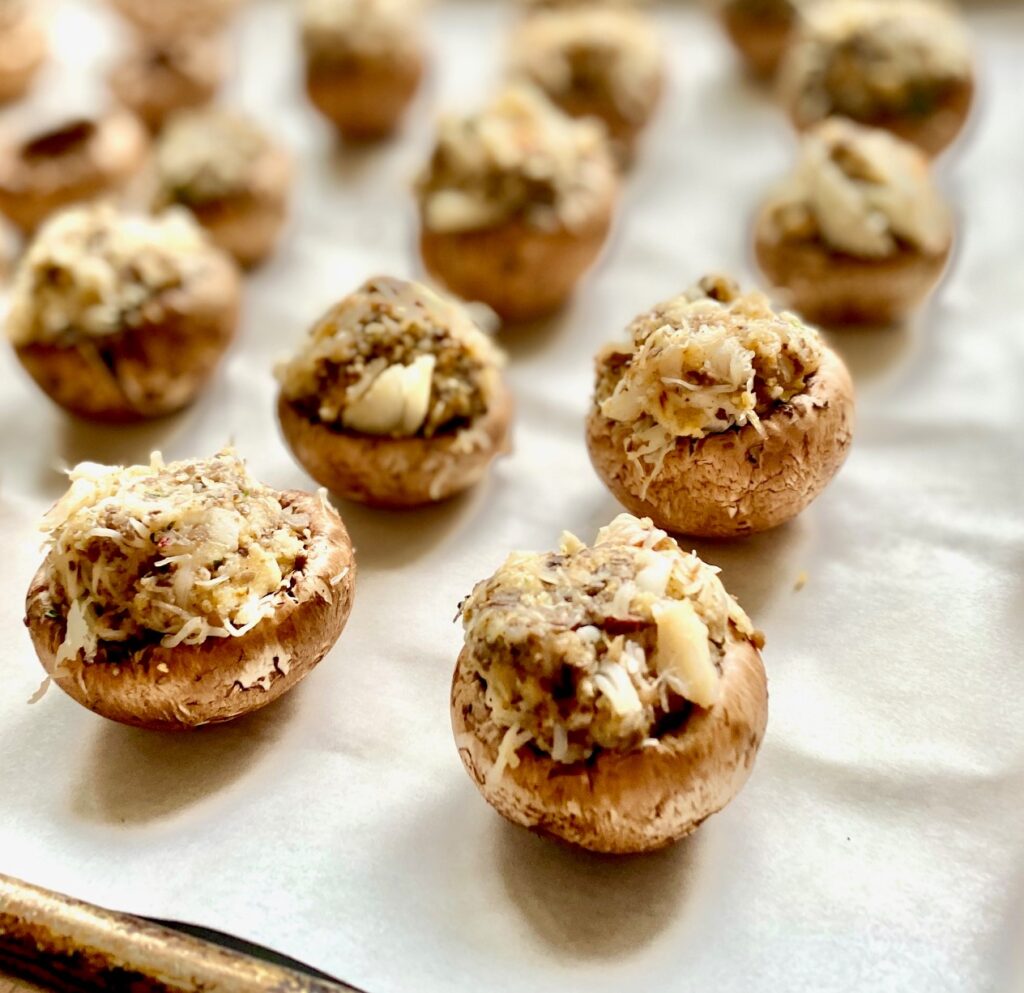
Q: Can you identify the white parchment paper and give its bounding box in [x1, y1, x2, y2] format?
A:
[1, 2, 1023, 991]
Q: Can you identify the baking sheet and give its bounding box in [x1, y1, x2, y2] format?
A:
[2, 1, 1023, 992]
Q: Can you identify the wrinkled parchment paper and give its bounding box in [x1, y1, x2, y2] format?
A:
[1, 2, 1023, 991]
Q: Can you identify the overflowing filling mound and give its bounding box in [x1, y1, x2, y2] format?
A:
[782, 0, 971, 123]
[761, 117, 950, 259]
[416, 85, 615, 234]
[594, 275, 823, 487]
[155, 109, 273, 206]
[461, 514, 759, 774]
[40, 451, 314, 665]
[508, 8, 662, 124]
[301, 0, 421, 63]
[6, 204, 213, 346]
[277, 276, 505, 439]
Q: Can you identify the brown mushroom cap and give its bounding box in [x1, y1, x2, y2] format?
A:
[305, 51, 425, 140]
[277, 382, 513, 509]
[719, 0, 796, 79]
[451, 631, 768, 854]
[587, 347, 855, 537]
[24, 490, 356, 731]
[0, 113, 149, 234]
[418, 190, 615, 323]
[754, 221, 952, 327]
[13, 250, 241, 423]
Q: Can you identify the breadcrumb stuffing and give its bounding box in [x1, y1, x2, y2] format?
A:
[40, 451, 311, 664]
[781, 0, 972, 125]
[416, 85, 616, 234]
[6, 203, 214, 347]
[461, 514, 759, 765]
[761, 117, 951, 259]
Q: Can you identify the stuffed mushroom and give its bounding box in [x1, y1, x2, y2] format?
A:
[0, 111, 148, 234]
[778, 0, 974, 157]
[452, 513, 768, 854]
[108, 33, 225, 133]
[416, 85, 617, 323]
[277, 276, 512, 508]
[7, 203, 240, 422]
[506, 7, 664, 164]
[300, 0, 426, 140]
[152, 108, 291, 268]
[754, 117, 953, 326]
[25, 450, 356, 730]
[586, 274, 854, 537]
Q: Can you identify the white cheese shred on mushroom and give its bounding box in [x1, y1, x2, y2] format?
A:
[40, 450, 310, 665]
[276, 275, 505, 440]
[594, 274, 824, 495]
[462, 513, 759, 773]
[27, 677, 52, 705]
